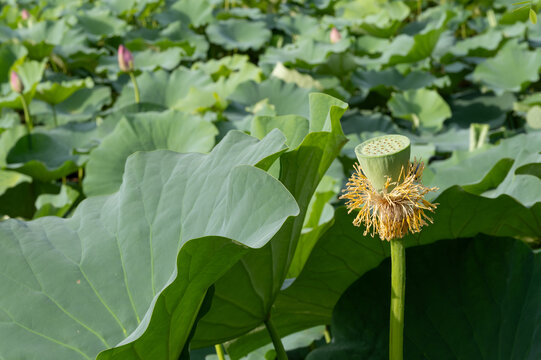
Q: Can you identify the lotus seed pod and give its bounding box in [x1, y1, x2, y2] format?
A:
[354, 134, 410, 191]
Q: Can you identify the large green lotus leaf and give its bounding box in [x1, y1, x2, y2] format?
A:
[425, 132, 541, 207]
[354, 35, 391, 56]
[274, 14, 321, 37]
[448, 91, 515, 129]
[260, 38, 350, 68]
[206, 19, 271, 51]
[14, 19, 81, 59]
[0, 130, 299, 360]
[448, 30, 502, 57]
[0, 124, 27, 167]
[83, 110, 218, 197]
[356, 25, 444, 67]
[251, 115, 309, 150]
[158, 21, 210, 61]
[388, 88, 451, 131]
[6, 134, 80, 181]
[340, 111, 400, 136]
[0, 60, 46, 108]
[0, 42, 27, 83]
[75, 8, 128, 40]
[191, 94, 348, 349]
[35, 77, 94, 105]
[5, 122, 101, 182]
[358, 2, 410, 38]
[336, 0, 409, 37]
[307, 235, 541, 360]
[228, 78, 312, 118]
[192, 55, 260, 80]
[31, 86, 112, 125]
[192, 55, 263, 98]
[114, 68, 216, 111]
[155, 0, 215, 27]
[33, 184, 80, 219]
[472, 39, 541, 94]
[14, 19, 71, 45]
[226, 187, 541, 358]
[352, 68, 439, 91]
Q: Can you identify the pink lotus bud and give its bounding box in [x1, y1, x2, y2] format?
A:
[21, 9, 29, 20]
[330, 27, 341, 44]
[118, 45, 134, 72]
[10, 71, 23, 94]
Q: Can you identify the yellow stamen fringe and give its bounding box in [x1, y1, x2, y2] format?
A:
[340, 160, 438, 241]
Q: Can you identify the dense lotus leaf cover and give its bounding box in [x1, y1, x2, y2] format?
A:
[0, 0, 540, 359]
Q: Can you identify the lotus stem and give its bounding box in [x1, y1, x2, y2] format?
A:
[19, 94, 32, 132]
[324, 326, 332, 343]
[389, 239, 405, 360]
[19, 94, 33, 149]
[215, 344, 226, 360]
[129, 71, 140, 104]
[264, 318, 288, 360]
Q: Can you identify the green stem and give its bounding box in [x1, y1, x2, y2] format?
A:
[19, 94, 32, 149]
[19, 95, 32, 132]
[264, 318, 288, 360]
[389, 239, 406, 360]
[215, 344, 226, 360]
[129, 71, 140, 104]
[324, 326, 331, 343]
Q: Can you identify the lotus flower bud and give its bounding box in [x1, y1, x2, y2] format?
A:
[21, 9, 30, 20]
[354, 135, 410, 191]
[10, 71, 23, 94]
[330, 27, 341, 44]
[118, 45, 134, 72]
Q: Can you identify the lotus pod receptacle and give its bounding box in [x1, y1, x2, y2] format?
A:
[354, 134, 410, 192]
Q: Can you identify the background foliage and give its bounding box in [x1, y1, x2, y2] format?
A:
[0, 0, 540, 359]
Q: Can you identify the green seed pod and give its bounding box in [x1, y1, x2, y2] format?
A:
[354, 134, 411, 191]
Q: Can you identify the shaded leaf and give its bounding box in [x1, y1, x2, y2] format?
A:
[206, 20, 271, 51]
[472, 39, 541, 94]
[307, 235, 541, 360]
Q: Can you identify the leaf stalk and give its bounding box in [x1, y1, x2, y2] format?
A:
[264, 318, 288, 360]
[215, 344, 226, 360]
